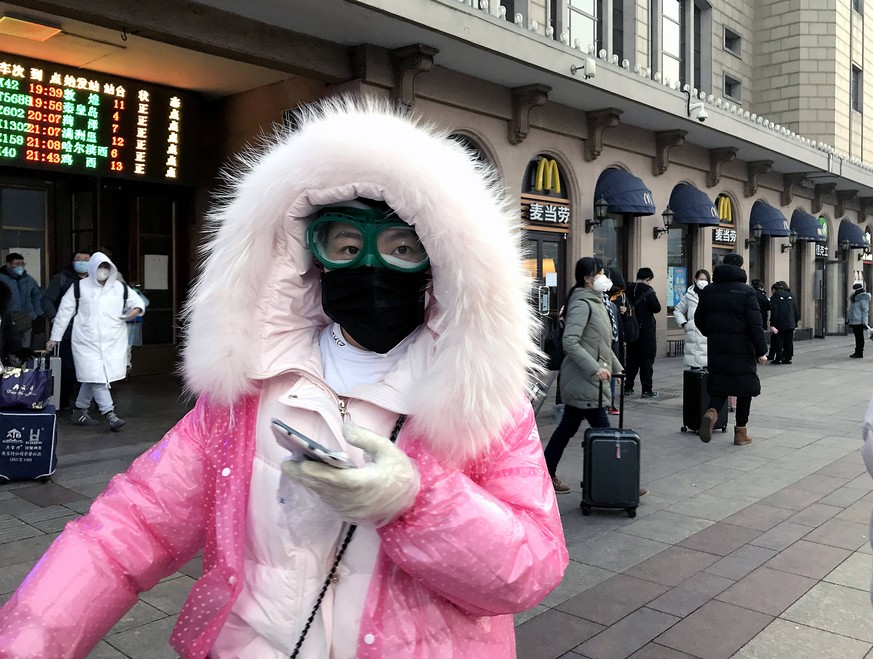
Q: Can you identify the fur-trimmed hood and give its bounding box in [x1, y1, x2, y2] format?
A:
[182, 97, 539, 463]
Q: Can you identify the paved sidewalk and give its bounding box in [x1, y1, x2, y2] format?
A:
[518, 336, 873, 659]
[0, 337, 870, 658]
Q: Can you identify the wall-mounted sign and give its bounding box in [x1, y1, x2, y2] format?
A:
[525, 200, 570, 224]
[713, 227, 737, 246]
[0, 52, 195, 184]
[863, 229, 872, 265]
[815, 243, 829, 258]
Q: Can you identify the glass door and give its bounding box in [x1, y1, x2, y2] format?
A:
[524, 230, 567, 343]
[814, 259, 826, 338]
[825, 259, 847, 334]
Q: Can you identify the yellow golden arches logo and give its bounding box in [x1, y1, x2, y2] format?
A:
[717, 195, 733, 222]
[535, 158, 562, 194]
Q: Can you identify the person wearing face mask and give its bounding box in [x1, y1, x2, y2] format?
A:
[0, 100, 567, 659]
[45, 253, 144, 431]
[44, 252, 92, 410]
[625, 267, 663, 398]
[0, 252, 48, 348]
[672, 269, 711, 369]
[543, 257, 624, 494]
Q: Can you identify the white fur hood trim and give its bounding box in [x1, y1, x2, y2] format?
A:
[182, 97, 540, 463]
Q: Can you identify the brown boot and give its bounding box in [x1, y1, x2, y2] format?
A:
[733, 426, 752, 446]
[699, 408, 718, 444]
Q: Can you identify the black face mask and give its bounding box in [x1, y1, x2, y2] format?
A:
[320, 267, 427, 354]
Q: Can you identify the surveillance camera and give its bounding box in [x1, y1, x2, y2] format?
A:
[696, 107, 708, 122]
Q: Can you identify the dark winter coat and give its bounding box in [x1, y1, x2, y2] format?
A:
[44, 265, 84, 319]
[769, 289, 800, 331]
[754, 289, 770, 327]
[625, 281, 661, 360]
[0, 281, 27, 365]
[694, 264, 767, 398]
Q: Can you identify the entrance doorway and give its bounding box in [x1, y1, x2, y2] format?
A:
[823, 259, 847, 335]
[524, 230, 567, 341]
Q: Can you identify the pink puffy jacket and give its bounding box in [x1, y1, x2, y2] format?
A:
[0, 100, 571, 657]
[0, 394, 567, 658]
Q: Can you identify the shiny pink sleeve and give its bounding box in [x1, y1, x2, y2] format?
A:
[0, 399, 213, 659]
[379, 404, 569, 616]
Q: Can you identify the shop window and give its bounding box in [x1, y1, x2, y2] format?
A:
[724, 74, 741, 101]
[593, 216, 627, 276]
[852, 66, 863, 113]
[724, 26, 741, 57]
[666, 224, 690, 314]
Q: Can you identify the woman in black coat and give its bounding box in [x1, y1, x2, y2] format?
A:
[694, 253, 768, 446]
[625, 267, 662, 397]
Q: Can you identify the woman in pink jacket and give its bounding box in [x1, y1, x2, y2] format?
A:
[0, 98, 567, 658]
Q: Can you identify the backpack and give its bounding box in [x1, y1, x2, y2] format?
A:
[543, 298, 591, 371]
[73, 279, 128, 317]
[623, 287, 654, 343]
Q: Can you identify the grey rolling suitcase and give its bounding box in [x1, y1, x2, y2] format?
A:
[35, 350, 61, 411]
[581, 375, 640, 518]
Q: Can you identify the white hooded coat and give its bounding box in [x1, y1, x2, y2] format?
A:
[50, 252, 144, 384]
[673, 284, 707, 368]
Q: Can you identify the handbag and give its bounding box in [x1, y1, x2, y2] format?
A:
[544, 325, 565, 371]
[0, 363, 53, 410]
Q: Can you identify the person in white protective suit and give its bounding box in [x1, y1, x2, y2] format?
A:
[46, 251, 144, 430]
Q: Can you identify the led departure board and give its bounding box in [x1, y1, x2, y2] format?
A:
[0, 53, 195, 184]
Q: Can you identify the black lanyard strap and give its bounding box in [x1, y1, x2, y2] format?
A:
[289, 414, 407, 658]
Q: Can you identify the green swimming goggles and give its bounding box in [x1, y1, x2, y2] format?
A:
[307, 206, 430, 273]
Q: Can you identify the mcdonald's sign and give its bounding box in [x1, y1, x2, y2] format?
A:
[716, 195, 733, 223]
[535, 158, 562, 194]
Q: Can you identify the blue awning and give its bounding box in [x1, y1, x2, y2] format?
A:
[668, 184, 719, 226]
[594, 168, 656, 216]
[750, 200, 790, 237]
[838, 219, 868, 248]
[790, 209, 826, 242]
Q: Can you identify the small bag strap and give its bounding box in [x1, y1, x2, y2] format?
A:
[289, 414, 407, 659]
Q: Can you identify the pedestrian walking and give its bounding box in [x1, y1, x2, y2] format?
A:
[694, 252, 768, 446]
[543, 257, 623, 493]
[848, 282, 871, 358]
[46, 252, 144, 430]
[0, 252, 48, 348]
[44, 251, 91, 409]
[750, 278, 771, 328]
[768, 281, 800, 364]
[673, 268, 710, 369]
[625, 267, 662, 398]
[0, 100, 567, 658]
[605, 267, 628, 415]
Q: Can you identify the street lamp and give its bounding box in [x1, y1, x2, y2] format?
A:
[840, 238, 852, 257]
[652, 206, 674, 239]
[781, 229, 798, 253]
[585, 196, 609, 233]
[745, 223, 764, 248]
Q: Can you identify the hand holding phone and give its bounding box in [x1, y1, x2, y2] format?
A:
[271, 418, 356, 469]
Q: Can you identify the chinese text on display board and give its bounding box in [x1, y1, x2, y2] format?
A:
[0, 53, 192, 184]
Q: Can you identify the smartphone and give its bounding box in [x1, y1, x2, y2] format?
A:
[271, 418, 356, 469]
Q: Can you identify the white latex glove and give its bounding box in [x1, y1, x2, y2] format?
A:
[281, 423, 420, 527]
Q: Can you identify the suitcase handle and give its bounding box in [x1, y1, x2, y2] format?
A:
[598, 373, 625, 429]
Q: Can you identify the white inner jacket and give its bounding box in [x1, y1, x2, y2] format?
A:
[211, 324, 413, 658]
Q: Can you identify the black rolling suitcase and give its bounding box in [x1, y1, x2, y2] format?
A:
[0, 405, 58, 482]
[581, 376, 640, 518]
[681, 368, 727, 434]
